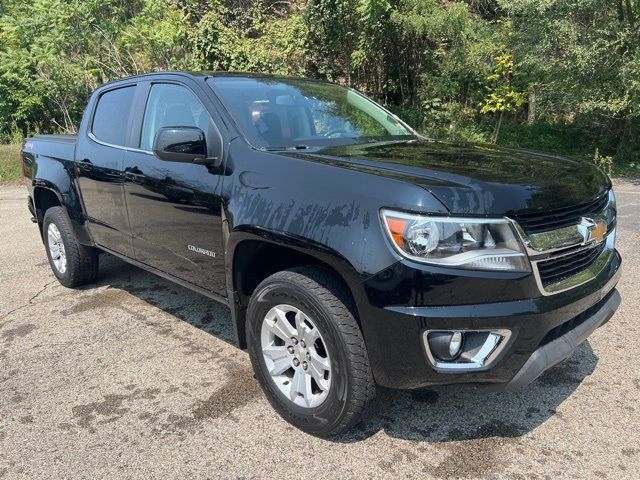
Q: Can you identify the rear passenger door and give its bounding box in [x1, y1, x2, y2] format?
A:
[76, 84, 136, 257]
[123, 81, 226, 294]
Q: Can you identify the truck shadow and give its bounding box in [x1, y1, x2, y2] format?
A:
[332, 341, 597, 443]
[88, 254, 600, 445]
[88, 254, 238, 345]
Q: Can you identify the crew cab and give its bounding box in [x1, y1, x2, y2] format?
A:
[21, 72, 621, 436]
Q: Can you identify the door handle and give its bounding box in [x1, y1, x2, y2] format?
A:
[124, 166, 144, 183]
[78, 159, 93, 172]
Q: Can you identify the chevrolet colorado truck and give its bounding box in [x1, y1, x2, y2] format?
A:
[21, 72, 621, 436]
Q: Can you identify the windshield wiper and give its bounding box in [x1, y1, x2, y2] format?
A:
[262, 144, 309, 151]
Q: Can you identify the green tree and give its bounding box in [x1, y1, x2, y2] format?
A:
[499, 0, 640, 159]
[480, 52, 525, 142]
[0, 0, 638, 172]
[0, 0, 188, 137]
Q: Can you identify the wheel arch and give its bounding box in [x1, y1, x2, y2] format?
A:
[33, 185, 63, 239]
[32, 179, 93, 246]
[226, 229, 365, 349]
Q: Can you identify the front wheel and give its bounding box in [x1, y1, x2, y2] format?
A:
[246, 267, 375, 436]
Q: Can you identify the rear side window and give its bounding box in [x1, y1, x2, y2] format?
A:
[91, 86, 135, 146]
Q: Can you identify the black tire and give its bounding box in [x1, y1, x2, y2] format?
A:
[43, 207, 99, 288]
[246, 266, 375, 436]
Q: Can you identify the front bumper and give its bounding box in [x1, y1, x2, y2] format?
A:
[358, 249, 622, 389]
[505, 288, 620, 390]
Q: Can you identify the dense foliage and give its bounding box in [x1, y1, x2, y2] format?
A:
[0, 0, 638, 170]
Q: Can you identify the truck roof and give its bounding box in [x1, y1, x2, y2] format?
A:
[96, 71, 329, 90]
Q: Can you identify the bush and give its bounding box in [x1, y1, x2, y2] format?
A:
[0, 144, 22, 183]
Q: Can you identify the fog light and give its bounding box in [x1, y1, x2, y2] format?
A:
[424, 329, 512, 371]
[427, 331, 464, 361]
[449, 331, 463, 357]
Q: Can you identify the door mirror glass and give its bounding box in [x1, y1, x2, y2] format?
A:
[153, 127, 207, 163]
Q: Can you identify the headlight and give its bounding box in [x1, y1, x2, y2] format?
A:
[381, 209, 530, 271]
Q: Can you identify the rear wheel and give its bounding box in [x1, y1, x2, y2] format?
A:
[246, 266, 375, 436]
[43, 207, 99, 288]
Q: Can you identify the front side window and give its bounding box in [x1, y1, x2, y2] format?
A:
[207, 77, 415, 149]
[140, 83, 214, 152]
[92, 86, 135, 146]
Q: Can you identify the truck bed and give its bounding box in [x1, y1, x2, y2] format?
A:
[26, 134, 77, 163]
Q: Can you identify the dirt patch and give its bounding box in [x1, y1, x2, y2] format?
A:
[61, 289, 138, 317]
[133, 360, 264, 436]
[1, 323, 37, 346]
[431, 421, 523, 478]
[192, 363, 262, 421]
[72, 387, 162, 432]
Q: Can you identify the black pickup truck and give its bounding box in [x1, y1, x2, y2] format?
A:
[21, 72, 621, 436]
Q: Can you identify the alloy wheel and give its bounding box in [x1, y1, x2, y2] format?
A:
[260, 304, 332, 408]
[47, 223, 67, 274]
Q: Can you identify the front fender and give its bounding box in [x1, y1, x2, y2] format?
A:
[224, 227, 369, 348]
[221, 141, 448, 347]
[222, 143, 446, 278]
[226, 226, 367, 294]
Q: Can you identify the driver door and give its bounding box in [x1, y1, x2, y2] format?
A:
[123, 81, 226, 294]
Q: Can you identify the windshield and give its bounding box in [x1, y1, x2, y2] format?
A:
[207, 77, 415, 149]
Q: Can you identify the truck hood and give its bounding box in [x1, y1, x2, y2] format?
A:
[290, 139, 610, 216]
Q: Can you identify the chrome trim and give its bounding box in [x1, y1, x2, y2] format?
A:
[88, 132, 154, 155]
[512, 220, 596, 256]
[90, 129, 223, 158]
[509, 189, 616, 296]
[509, 189, 616, 258]
[423, 329, 512, 372]
[531, 228, 616, 296]
[127, 146, 154, 155]
[510, 213, 611, 257]
[88, 132, 127, 151]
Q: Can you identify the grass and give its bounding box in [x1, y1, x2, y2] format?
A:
[612, 162, 640, 177]
[0, 143, 22, 184]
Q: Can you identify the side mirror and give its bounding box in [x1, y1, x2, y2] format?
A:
[153, 127, 218, 166]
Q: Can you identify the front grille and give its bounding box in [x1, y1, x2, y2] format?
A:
[537, 242, 606, 287]
[513, 193, 609, 234]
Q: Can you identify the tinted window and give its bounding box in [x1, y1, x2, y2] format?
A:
[140, 83, 214, 151]
[207, 77, 414, 149]
[91, 86, 135, 146]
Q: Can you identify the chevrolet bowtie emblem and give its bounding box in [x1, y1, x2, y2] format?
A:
[578, 217, 607, 245]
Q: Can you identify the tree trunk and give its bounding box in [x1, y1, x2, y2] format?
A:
[618, 0, 625, 23]
[528, 86, 537, 125]
[625, 0, 636, 28]
[492, 110, 504, 144]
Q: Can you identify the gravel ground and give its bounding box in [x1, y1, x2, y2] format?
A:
[0, 179, 639, 479]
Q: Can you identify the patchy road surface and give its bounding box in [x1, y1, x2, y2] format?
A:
[1, 180, 639, 479]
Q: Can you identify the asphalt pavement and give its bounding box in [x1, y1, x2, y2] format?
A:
[1, 179, 639, 479]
